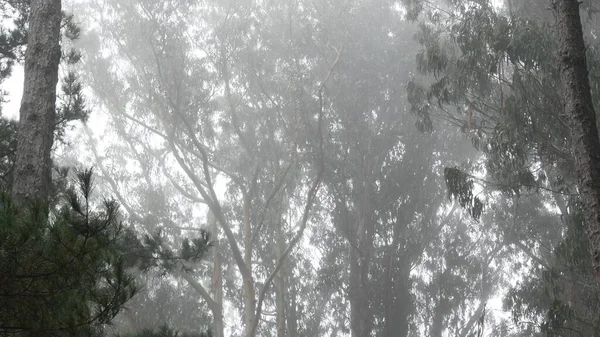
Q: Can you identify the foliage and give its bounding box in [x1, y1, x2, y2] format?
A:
[120, 324, 212, 337]
[0, 10, 90, 193]
[72, 0, 514, 335]
[444, 167, 483, 219]
[506, 202, 600, 337]
[133, 228, 213, 274]
[0, 0, 27, 109]
[403, 0, 600, 335]
[0, 168, 138, 335]
[108, 272, 214, 335]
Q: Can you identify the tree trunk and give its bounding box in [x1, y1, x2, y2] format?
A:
[275, 221, 287, 337]
[242, 196, 257, 336]
[210, 211, 225, 337]
[349, 247, 369, 337]
[553, 0, 600, 282]
[287, 276, 299, 337]
[430, 269, 449, 337]
[349, 184, 375, 337]
[12, 0, 62, 205]
[382, 252, 410, 337]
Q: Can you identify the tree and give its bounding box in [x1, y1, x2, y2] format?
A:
[11, 0, 62, 205]
[0, 169, 138, 335]
[0, 2, 90, 201]
[77, 0, 327, 335]
[74, 1, 523, 336]
[552, 0, 600, 284]
[401, 0, 600, 334]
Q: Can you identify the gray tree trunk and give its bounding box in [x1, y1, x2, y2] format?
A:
[12, 0, 61, 205]
[275, 221, 287, 337]
[349, 185, 375, 337]
[210, 211, 225, 337]
[553, 0, 600, 282]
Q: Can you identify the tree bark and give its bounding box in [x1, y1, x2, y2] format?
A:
[274, 220, 287, 337]
[210, 211, 225, 337]
[287, 276, 299, 337]
[242, 195, 257, 337]
[430, 269, 449, 337]
[349, 183, 375, 337]
[553, 0, 600, 282]
[12, 0, 62, 205]
[382, 249, 410, 337]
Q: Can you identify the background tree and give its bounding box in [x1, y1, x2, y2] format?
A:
[402, 0, 600, 334]
[75, 0, 327, 335]
[73, 1, 517, 337]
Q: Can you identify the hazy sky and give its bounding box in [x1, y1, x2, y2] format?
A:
[2, 64, 23, 120]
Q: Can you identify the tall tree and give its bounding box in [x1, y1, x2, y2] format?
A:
[401, 0, 600, 334]
[77, 1, 328, 335]
[552, 0, 600, 283]
[11, 0, 62, 205]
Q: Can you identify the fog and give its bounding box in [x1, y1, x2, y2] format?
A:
[1, 0, 599, 336]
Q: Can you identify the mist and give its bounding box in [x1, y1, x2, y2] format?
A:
[1, 0, 599, 337]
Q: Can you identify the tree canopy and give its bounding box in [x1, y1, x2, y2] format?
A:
[3, 0, 600, 336]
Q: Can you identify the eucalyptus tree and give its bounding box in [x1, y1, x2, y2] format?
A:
[277, 1, 510, 336]
[74, 0, 535, 336]
[77, 0, 332, 335]
[402, 0, 600, 334]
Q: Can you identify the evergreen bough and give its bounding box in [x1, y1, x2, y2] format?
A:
[0, 168, 138, 336]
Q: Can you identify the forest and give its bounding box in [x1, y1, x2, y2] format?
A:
[2, 0, 600, 336]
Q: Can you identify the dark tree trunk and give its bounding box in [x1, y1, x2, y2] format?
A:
[275, 221, 287, 337]
[286, 277, 298, 337]
[12, 0, 61, 205]
[553, 0, 600, 282]
[210, 212, 225, 337]
[349, 247, 370, 337]
[349, 184, 375, 337]
[382, 249, 410, 337]
[430, 269, 450, 337]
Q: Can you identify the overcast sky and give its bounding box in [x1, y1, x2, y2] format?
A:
[2, 64, 23, 120]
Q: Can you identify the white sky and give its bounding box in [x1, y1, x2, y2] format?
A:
[2, 64, 23, 120]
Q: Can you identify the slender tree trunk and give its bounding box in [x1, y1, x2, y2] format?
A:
[275, 221, 287, 337]
[12, 0, 62, 205]
[349, 247, 368, 337]
[287, 276, 299, 337]
[458, 300, 488, 337]
[242, 196, 257, 336]
[210, 211, 225, 337]
[553, 0, 600, 282]
[430, 269, 449, 337]
[383, 244, 395, 337]
[350, 184, 375, 337]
